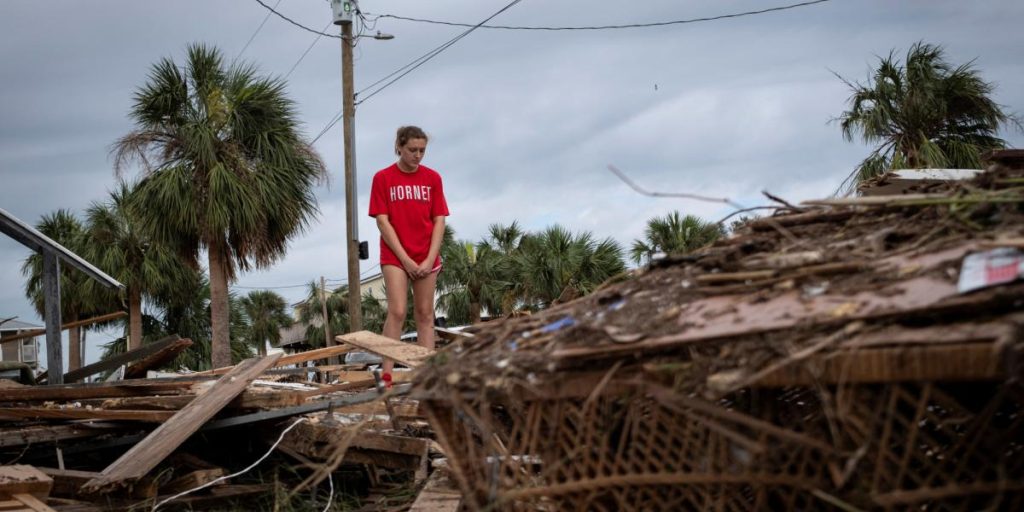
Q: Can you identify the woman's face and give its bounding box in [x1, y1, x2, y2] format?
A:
[397, 138, 427, 170]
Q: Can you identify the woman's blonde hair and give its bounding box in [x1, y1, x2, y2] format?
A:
[395, 125, 428, 155]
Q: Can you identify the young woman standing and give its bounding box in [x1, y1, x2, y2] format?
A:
[368, 126, 449, 387]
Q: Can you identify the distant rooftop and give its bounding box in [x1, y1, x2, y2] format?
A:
[0, 319, 42, 332]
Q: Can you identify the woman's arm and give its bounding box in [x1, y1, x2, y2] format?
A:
[376, 214, 421, 277]
[417, 216, 447, 276]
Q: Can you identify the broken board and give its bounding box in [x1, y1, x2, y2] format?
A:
[335, 331, 435, 368]
[81, 354, 281, 493]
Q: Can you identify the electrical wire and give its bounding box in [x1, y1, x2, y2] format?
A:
[253, 0, 343, 39]
[285, 21, 334, 79]
[367, 0, 831, 31]
[235, 0, 282, 64]
[310, 0, 525, 143]
[355, 0, 524, 106]
[152, 417, 308, 511]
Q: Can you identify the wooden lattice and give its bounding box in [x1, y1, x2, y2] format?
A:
[421, 378, 1024, 511]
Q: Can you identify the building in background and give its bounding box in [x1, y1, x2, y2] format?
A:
[0, 318, 41, 368]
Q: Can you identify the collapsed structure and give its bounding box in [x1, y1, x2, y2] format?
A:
[413, 150, 1024, 510]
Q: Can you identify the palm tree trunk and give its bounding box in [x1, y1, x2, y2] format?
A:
[68, 312, 82, 371]
[208, 239, 232, 368]
[470, 301, 481, 324]
[129, 286, 143, 352]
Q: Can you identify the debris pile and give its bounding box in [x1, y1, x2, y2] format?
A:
[0, 332, 456, 511]
[413, 150, 1024, 511]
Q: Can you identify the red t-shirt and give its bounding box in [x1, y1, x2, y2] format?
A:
[368, 163, 449, 269]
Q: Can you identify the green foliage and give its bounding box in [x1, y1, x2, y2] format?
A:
[836, 41, 1018, 192]
[630, 211, 724, 265]
[512, 225, 625, 309]
[113, 43, 327, 367]
[240, 290, 292, 356]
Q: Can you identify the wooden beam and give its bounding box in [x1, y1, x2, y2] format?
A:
[81, 354, 281, 493]
[0, 407, 173, 422]
[336, 331, 435, 368]
[62, 335, 184, 383]
[0, 423, 137, 448]
[9, 494, 56, 512]
[0, 466, 52, 499]
[124, 338, 193, 379]
[193, 344, 354, 377]
[37, 468, 100, 498]
[0, 312, 129, 346]
[202, 385, 407, 431]
[42, 250, 63, 386]
[0, 379, 202, 402]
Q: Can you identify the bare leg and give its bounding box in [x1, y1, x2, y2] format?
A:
[411, 270, 438, 350]
[381, 265, 409, 375]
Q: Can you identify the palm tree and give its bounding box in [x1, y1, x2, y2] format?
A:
[112, 44, 327, 367]
[630, 211, 724, 265]
[239, 290, 291, 356]
[101, 273, 253, 370]
[836, 41, 1018, 191]
[514, 225, 625, 308]
[83, 182, 194, 352]
[437, 238, 507, 324]
[21, 210, 104, 371]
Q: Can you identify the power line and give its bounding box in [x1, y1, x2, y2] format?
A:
[313, 1, 523, 142]
[253, 0, 343, 39]
[285, 21, 333, 79]
[355, 0, 524, 106]
[236, 0, 283, 64]
[366, 0, 831, 31]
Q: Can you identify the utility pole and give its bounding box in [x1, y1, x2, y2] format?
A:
[320, 276, 338, 366]
[334, 0, 362, 332]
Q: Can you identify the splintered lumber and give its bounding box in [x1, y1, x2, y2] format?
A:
[0, 379, 202, 403]
[4, 494, 56, 512]
[336, 331, 435, 368]
[0, 466, 52, 500]
[123, 338, 193, 379]
[80, 354, 281, 493]
[36, 468, 98, 498]
[202, 385, 406, 430]
[161, 468, 226, 494]
[0, 408, 173, 423]
[194, 344, 354, 377]
[86, 388, 306, 411]
[0, 423, 137, 448]
[408, 469, 461, 512]
[62, 336, 188, 383]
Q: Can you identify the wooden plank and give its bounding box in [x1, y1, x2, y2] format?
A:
[0, 379, 201, 402]
[124, 338, 193, 379]
[408, 470, 461, 512]
[42, 251, 63, 385]
[161, 468, 226, 495]
[10, 494, 56, 512]
[62, 335, 185, 383]
[0, 466, 52, 499]
[81, 354, 281, 493]
[0, 423, 136, 449]
[0, 312, 128, 346]
[201, 385, 406, 431]
[36, 468, 99, 498]
[193, 344, 355, 377]
[336, 331, 435, 368]
[0, 408, 173, 422]
[87, 389, 305, 411]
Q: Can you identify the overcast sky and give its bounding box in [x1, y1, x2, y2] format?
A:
[2, 0, 1023, 367]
